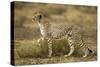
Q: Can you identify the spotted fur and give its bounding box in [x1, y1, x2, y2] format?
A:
[32, 12, 92, 57]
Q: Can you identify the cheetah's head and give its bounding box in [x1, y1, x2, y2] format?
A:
[32, 12, 43, 23]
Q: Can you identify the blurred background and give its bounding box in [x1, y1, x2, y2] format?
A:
[13, 1, 97, 41]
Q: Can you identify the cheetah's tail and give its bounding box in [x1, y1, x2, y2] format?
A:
[88, 48, 93, 54]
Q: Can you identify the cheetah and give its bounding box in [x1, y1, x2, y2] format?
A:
[32, 12, 93, 58]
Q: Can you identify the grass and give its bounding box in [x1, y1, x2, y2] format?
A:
[14, 39, 69, 58]
[15, 56, 96, 65]
[14, 39, 97, 65]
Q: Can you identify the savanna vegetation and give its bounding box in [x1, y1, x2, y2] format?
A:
[12, 1, 97, 65]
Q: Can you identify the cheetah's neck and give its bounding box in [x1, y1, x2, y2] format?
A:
[38, 21, 51, 38]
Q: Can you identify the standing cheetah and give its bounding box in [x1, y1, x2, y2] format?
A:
[32, 12, 93, 58]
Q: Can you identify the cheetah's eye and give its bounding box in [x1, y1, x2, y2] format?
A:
[38, 15, 42, 19]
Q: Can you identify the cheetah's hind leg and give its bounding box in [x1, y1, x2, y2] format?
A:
[64, 36, 75, 57]
[79, 37, 93, 58]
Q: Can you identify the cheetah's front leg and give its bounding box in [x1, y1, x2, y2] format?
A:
[47, 39, 52, 58]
